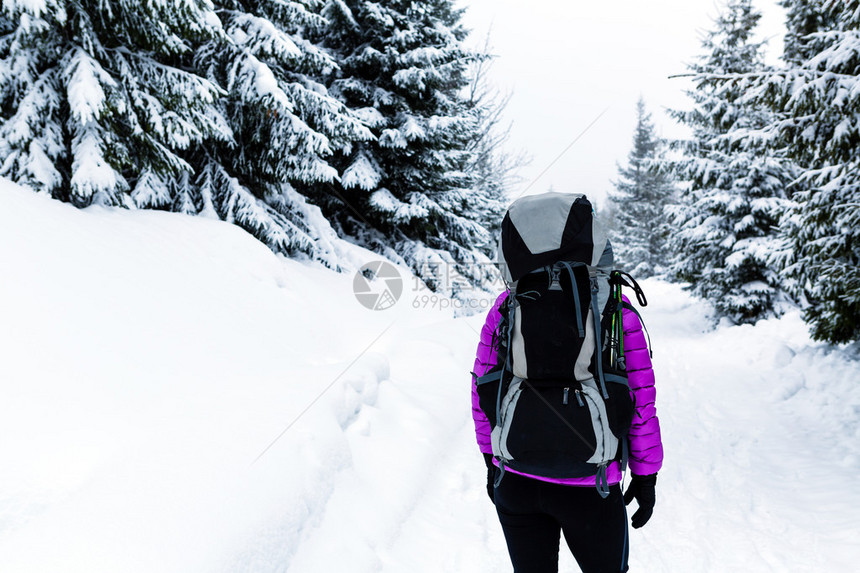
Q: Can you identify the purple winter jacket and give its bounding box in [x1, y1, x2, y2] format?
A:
[471, 291, 663, 485]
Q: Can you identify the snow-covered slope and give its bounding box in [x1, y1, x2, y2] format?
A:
[0, 178, 467, 572]
[1, 178, 858, 572]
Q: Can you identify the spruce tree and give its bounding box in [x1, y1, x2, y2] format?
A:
[0, 0, 229, 207]
[728, 0, 860, 342]
[311, 0, 503, 294]
[780, 0, 860, 343]
[0, 1, 372, 265]
[193, 0, 373, 264]
[668, 0, 795, 323]
[608, 98, 674, 277]
[779, 0, 837, 64]
[0, 1, 510, 288]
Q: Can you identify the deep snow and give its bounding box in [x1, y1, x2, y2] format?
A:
[1, 178, 858, 572]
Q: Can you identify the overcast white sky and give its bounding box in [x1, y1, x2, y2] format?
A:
[459, 0, 787, 208]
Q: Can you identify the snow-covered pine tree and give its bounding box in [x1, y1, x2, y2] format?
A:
[310, 0, 503, 295]
[608, 98, 674, 277]
[667, 0, 796, 324]
[665, 0, 860, 342]
[192, 0, 373, 264]
[0, 0, 229, 207]
[0, 1, 377, 266]
[779, 0, 838, 64]
[730, 0, 860, 342]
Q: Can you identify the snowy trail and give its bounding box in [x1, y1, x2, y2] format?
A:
[2, 180, 858, 572]
[276, 317, 507, 572]
[371, 318, 511, 573]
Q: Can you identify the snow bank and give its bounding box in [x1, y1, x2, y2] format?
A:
[0, 178, 457, 572]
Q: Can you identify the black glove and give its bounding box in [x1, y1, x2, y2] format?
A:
[623, 473, 657, 528]
[483, 453, 496, 503]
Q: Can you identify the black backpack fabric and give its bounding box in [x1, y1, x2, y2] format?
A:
[475, 192, 640, 497]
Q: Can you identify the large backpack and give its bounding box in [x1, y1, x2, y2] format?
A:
[475, 192, 646, 497]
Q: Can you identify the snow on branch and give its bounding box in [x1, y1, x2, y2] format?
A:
[70, 126, 127, 205]
[227, 13, 302, 62]
[342, 150, 382, 190]
[63, 48, 114, 126]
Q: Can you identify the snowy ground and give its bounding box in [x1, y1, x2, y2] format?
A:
[1, 178, 858, 572]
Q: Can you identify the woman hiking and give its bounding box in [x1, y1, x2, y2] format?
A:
[470, 192, 663, 573]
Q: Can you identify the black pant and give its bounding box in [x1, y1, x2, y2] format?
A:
[494, 471, 629, 573]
